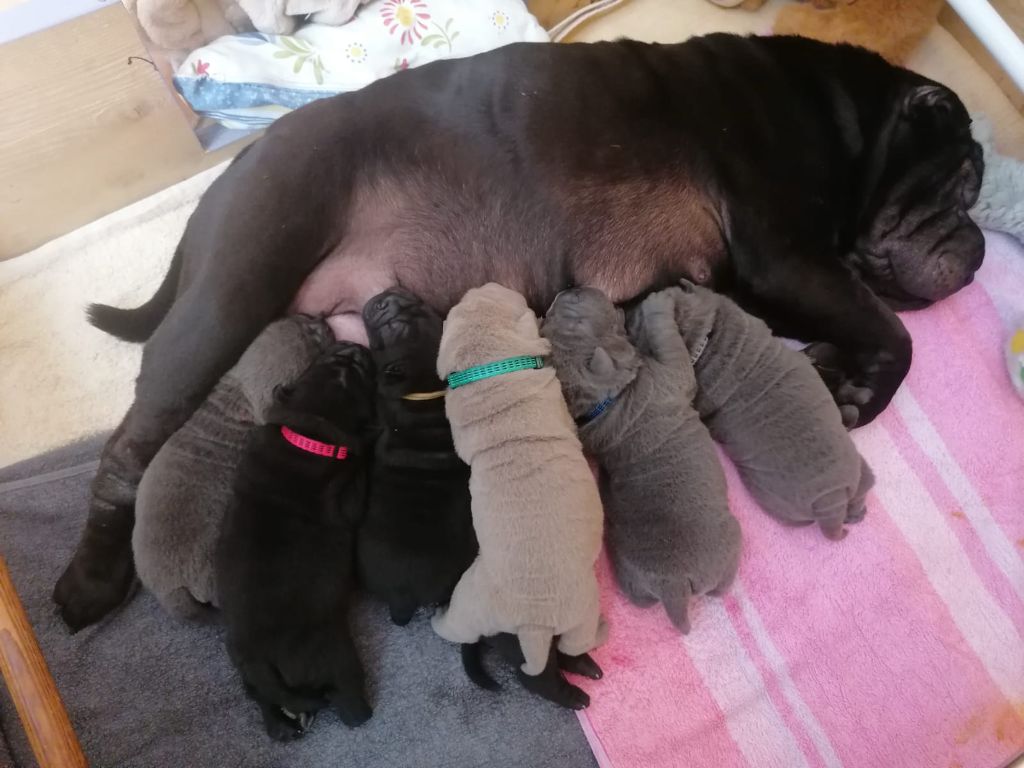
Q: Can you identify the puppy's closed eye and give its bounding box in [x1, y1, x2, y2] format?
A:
[383, 363, 406, 381]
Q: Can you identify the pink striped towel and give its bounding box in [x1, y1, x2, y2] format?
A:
[575, 232, 1024, 768]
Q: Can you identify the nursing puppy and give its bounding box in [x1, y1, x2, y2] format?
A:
[357, 288, 477, 625]
[132, 316, 330, 619]
[543, 288, 742, 633]
[216, 343, 374, 741]
[670, 281, 874, 539]
[431, 283, 606, 677]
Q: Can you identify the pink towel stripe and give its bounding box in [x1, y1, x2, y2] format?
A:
[576, 233, 1024, 768]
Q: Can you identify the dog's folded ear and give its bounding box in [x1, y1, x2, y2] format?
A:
[900, 84, 962, 132]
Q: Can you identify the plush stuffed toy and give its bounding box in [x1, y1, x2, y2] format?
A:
[127, 0, 370, 57]
[970, 115, 1024, 246]
[774, 0, 942, 64]
[967, 114, 1024, 400]
[431, 283, 606, 676]
[707, 0, 942, 65]
[132, 316, 332, 619]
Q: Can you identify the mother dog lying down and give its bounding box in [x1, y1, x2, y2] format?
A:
[55, 33, 984, 630]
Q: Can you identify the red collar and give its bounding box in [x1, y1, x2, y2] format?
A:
[280, 425, 348, 460]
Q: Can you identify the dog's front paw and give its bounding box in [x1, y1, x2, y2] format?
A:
[802, 342, 874, 429]
[53, 536, 135, 632]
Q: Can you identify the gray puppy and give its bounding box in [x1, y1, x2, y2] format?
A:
[670, 281, 874, 539]
[542, 287, 742, 634]
[132, 316, 331, 619]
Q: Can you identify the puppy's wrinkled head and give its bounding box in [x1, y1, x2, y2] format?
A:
[541, 287, 640, 419]
[437, 283, 549, 379]
[363, 288, 445, 399]
[269, 342, 375, 443]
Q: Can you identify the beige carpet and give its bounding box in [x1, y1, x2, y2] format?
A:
[1, 0, 1021, 467]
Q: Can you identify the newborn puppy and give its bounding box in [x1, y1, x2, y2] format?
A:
[357, 288, 477, 625]
[431, 283, 606, 677]
[670, 280, 874, 539]
[216, 343, 375, 741]
[542, 288, 742, 633]
[133, 316, 330, 619]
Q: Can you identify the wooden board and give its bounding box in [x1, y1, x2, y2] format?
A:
[0, 4, 247, 259]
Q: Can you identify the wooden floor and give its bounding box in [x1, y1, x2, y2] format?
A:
[1, 0, 1022, 260]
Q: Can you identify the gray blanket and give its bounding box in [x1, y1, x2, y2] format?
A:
[0, 434, 597, 768]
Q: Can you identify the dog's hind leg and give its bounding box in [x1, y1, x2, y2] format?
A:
[53, 130, 356, 630]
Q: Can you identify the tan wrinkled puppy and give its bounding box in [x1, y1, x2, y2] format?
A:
[431, 283, 606, 676]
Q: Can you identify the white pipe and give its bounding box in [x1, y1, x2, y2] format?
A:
[946, 0, 1024, 94]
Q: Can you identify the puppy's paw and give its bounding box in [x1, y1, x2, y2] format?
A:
[334, 696, 372, 728]
[261, 705, 309, 741]
[557, 652, 603, 680]
[553, 681, 591, 711]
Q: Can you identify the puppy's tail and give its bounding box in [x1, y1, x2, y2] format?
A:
[87, 244, 182, 343]
[460, 643, 500, 691]
[517, 625, 555, 676]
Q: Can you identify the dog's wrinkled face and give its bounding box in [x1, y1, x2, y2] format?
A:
[855, 83, 984, 309]
[363, 288, 445, 399]
[437, 283, 549, 378]
[541, 287, 640, 419]
[275, 342, 374, 434]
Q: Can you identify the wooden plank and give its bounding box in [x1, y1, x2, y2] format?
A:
[0, 4, 246, 259]
[0, 557, 88, 768]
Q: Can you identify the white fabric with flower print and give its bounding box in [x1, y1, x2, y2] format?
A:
[173, 0, 549, 130]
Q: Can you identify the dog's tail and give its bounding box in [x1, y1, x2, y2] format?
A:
[460, 643, 500, 691]
[87, 244, 183, 343]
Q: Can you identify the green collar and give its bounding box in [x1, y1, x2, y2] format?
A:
[447, 355, 545, 390]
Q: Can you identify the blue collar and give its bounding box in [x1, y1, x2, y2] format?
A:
[575, 395, 617, 427]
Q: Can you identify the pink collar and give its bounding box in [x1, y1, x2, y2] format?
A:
[280, 425, 348, 459]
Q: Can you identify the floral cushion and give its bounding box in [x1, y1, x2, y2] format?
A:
[173, 0, 549, 129]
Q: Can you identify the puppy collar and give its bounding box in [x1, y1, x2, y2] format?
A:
[447, 355, 545, 389]
[401, 390, 447, 401]
[280, 425, 348, 459]
[575, 395, 617, 427]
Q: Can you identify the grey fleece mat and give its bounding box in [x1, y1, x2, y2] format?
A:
[0, 434, 598, 768]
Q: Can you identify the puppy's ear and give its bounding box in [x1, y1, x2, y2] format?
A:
[272, 383, 294, 403]
[515, 310, 539, 339]
[588, 347, 615, 377]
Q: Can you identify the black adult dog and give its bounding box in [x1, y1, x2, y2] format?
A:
[357, 288, 478, 625]
[56, 34, 984, 630]
[216, 343, 374, 740]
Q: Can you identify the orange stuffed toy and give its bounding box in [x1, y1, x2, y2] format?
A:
[707, 0, 942, 66]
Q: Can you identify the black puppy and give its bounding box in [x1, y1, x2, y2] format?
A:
[461, 635, 603, 710]
[216, 342, 374, 741]
[357, 288, 477, 625]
